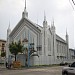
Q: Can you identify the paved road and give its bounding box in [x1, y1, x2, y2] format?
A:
[0, 66, 64, 75]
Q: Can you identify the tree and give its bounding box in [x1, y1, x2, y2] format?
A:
[1, 52, 6, 57]
[9, 41, 23, 61]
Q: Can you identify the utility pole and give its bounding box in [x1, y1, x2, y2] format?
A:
[28, 30, 30, 67]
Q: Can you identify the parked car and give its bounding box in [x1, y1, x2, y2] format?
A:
[60, 61, 68, 66]
[62, 62, 75, 75]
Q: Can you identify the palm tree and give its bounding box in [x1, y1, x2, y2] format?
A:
[9, 41, 23, 61]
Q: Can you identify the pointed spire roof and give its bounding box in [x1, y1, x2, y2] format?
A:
[66, 28, 68, 35]
[25, 0, 26, 9]
[43, 11, 47, 27]
[8, 21, 10, 30]
[7, 21, 11, 33]
[51, 18, 54, 25]
[51, 18, 55, 27]
[22, 0, 28, 18]
[53, 19, 54, 26]
[44, 11, 46, 21]
[24, 0, 26, 11]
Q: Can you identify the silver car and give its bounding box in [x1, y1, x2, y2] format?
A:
[62, 62, 75, 75]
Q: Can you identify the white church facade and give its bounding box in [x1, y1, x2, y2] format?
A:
[6, 1, 70, 66]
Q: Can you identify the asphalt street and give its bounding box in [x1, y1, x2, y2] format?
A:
[0, 66, 64, 75]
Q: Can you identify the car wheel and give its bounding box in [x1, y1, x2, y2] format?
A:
[63, 72, 68, 75]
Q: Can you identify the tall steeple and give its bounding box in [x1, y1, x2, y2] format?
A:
[43, 11, 48, 55]
[43, 11, 47, 28]
[24, 0, 27, 12]
[7, 21, 11, 41]
[25, 0, 26, 9]
[51, 18, 55, 33]
[22, 0, 28, 18]
[66, 28, 68, 43]
[66, 28, 68, 36]
[65, 28, 69, 59]
[8, 22, 10, 30]
[51, 18, 54, 26]
[44, 11, 46, 22]
[6, 21, 11, 63]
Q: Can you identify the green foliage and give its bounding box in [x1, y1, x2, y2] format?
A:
[9, 41, 23, 61]
[16, 41, 23, 53]
[1, 52, 6, 57]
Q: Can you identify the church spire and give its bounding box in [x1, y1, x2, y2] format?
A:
[8, 21, 10, 29]
[7, 21, 11, 40]
[53, 19, 54, 26]
[66, 28, 68, 35]
[25, 0, 26, 9]
[66, 28, 68, 43]
[44, 11, 46, 21]
[51, 18, 54, 26]
[43, 11, 47, 28]
[25, 0, 26, 10]
[24, 0, 27, 12]
[51, 18, 55, 33]
[22, 0, 28, 18]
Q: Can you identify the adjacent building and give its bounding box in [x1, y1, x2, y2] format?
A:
[0, 39, 6, 56]
[6, 0, 72, 66]
[0, 39, 6, 63]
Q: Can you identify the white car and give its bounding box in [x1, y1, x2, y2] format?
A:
[62, 62, 75, 75]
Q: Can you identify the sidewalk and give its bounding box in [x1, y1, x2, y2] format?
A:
[0, 64, 6, 71]
[0, 64, 64, 71]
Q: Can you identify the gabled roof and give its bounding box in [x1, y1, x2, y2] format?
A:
[10, 18, 24, 37]
[9, 17, 41, 37]
[37, 24, 43, 28]
[56, 34, 66, 43]
[36, 24, 43, 30]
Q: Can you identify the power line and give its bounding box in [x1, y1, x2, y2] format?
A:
[72, 0, 75, 5]
[69, 0, 74, 9]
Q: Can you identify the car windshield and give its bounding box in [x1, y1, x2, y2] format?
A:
[70, 62, 75, 67]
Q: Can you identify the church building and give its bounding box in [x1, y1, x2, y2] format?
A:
[6, 0, 69, 66]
